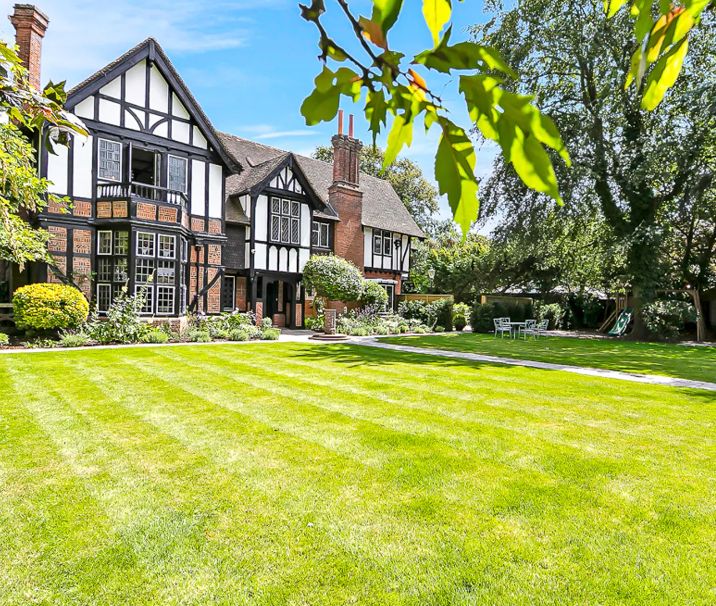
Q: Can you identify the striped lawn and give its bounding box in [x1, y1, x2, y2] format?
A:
[1, 342, 714, 605]
[382, 332, 716, 384]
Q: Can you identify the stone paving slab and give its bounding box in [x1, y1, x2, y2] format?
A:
[356, 338, 716, 393]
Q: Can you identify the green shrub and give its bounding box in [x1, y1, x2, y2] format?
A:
[187, 329, 212, 343]
[374, 325, 389, 335]
[399, 299, 453, 330]
[452, 302, 470, 331]
[413, 326, 427, 334]
[141, 329, 169, 344]
[260, 317, 273, 329]
[642, 300, 696, 341]
[86, 286, 150, 344]
[470, 303, 495, 333]
[536, 302, 566, 330]
[398, 323, 409, 333]
[228, 328, 249, 341]
[260, 328, 281, 341]
[360, 280, 389, 308]
[434, 325, 445, 333]
[58, 331, 90, 348]
[13, 283, 89, 332]
[304, 315, 324, 331]
[349, 326, 370, 337]
[24, 337, 58, 349]
[0, 332, 9, 347]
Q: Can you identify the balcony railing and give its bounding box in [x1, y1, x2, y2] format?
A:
[98, 181, 189, 207]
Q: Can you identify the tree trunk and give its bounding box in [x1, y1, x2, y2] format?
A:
[627, 286, 650, 341]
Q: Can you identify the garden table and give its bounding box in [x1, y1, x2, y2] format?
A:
[509, 321, 526, 338]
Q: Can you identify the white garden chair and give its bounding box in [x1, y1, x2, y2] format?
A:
[524, 319, 549, 339]
[493, 317, 512, 338]
[521, 319, 537, 339]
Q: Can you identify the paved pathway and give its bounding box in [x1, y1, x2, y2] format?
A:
[355, 338, 716, 393]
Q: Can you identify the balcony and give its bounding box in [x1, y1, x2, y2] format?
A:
[97, 182, 189, 208]
[96, 182, 189, 227]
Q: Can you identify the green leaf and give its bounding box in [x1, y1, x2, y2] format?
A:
[435, 118, 479, 235]
[604, 0, 628, 17]
[642, 36, 689, 110]
[371, 0, 404, 35]
[415, 28, 517, 78]
[301, 68, 341, 125]
[384, 113, 414, 169]
[422, 0, 451, 47]
[365, 89, 388, 139]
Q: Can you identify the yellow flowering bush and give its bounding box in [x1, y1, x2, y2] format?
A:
[13, 283, 89, 332]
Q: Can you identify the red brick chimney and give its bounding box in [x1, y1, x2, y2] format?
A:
[9, 4, 49, 90]
[329, 111, 364, 269]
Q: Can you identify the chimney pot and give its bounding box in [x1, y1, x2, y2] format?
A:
[338, 109, 344, 136]
[9, 4, 49, 90]
[349, 114, 354, 138]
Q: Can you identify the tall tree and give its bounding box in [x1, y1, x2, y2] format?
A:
[473, 0, 716, 336]
[313, 143, 440, 234]
[0, 42, 86, 268]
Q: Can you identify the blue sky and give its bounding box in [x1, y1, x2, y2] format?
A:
[1, 0, 499, 220]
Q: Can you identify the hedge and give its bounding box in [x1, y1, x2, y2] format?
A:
[13, 283, 89, 332]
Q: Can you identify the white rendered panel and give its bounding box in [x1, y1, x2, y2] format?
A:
[72, 136, 93, 198]
[402, 235, 410, 272]
[98, 99, 121, 125]
[172, 120, 190, 144]
[190, 160, 206, 215]
[192, 126, 207, 149]
[245, 243, 250, 265]
[46, 145, 68, 194]
[74, 96, 94, 119]
[289, 248, 298, 273]
[364, 228, 372, 267]
[147, 112, 163, 128]
[149, 67, 169, 112]
[125, 60, 146, 106]
[124, 110, 142, 131]
[254, 243, 267, 270]
[299, 248, 310, 272]
[100, 77, 121, 99]
[268, 246, 278, 271]
[172, 93, 190, 119]
[300, 204, 311, 247]
[154, 122, 168, 138]
[279, 248, 289, 273]
[208, 164, 223, 219]
[255, 195, 268, 241]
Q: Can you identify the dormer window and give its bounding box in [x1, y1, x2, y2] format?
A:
[373, 229, 392, 256]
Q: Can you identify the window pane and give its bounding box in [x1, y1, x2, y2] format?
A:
[271, 197, 280, 214]
[271, 215, 280, 241]
[168, 156, 187, 192]
[157, 286, 174, 315]
[135, 285, 154, 314]
[373, 232, 382, 255]
[98, 139, 122, 182]
[281, 217, 290, 243]
[97, 258, 112, 282]
[157, 260, 175, 285]
[291, 219, 300, 244]
[282, 199, 290, 215]
[320, 223, 329, 247]
[114, 231, 128, 256]
[97, 231, 112, 255]
[384, 235, 392, 256]
[114, 258, 128, 282]
[135, 258, 155, 283]
[158, 234, 176, 259]
[291, 201, 300, 217]
[96, 284, 112, 312]
[136, 232, 155, 256]
[311, 222, 319, 246]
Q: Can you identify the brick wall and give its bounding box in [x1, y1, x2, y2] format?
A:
[236, 277, 247, 311]
[9, 6, 48, 91]
[329, 184, 364, 270]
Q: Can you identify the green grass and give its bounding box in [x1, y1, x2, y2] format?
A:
[382, 332, 716, 384]
[1, 342, 715, 605]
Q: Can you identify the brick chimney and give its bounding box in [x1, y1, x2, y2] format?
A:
[9, 4, 49, 90]
[329, 111, 364, 270]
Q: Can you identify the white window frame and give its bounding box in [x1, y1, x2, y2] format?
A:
[167, 155, 188, 193]
[97, 138, 122, 182]
[113, 231, 129, 256]
[158, 234, 176, 259]
[97, 230, 113, 255]
[135, 285, 154, 315]
[136, 231, 155, 257]
[156, 285, 175, 315]
[312, 221, 329, 248]
[270, 197, 301, 245]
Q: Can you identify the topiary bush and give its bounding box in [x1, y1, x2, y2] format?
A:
[642, 300, 696, 341]
[303, 255, 364, 303]
[13, 283, 89, 332]
[360, 280, 389, 308]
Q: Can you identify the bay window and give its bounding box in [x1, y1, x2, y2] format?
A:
[95, 229, 129, 313]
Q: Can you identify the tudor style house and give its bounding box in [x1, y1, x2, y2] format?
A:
[3, 4, 424, 329]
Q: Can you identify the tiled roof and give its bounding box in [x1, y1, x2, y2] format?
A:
[218, 132, 425, 237]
